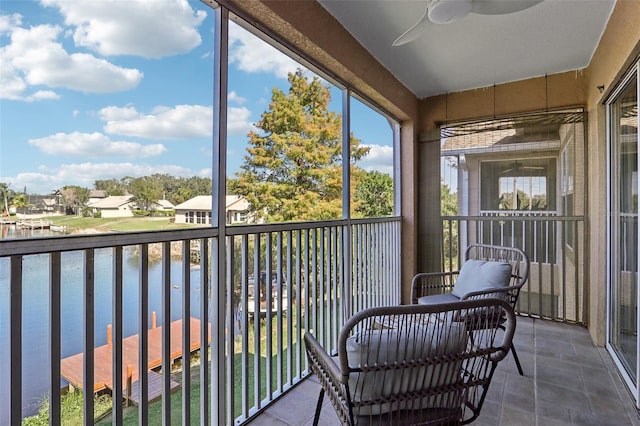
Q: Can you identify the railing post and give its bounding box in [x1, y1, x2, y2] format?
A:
[10, 256, 22, 426]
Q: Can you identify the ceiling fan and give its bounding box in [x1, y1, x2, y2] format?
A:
[392, 0, 543, 46]
[501, 161, 545, 175]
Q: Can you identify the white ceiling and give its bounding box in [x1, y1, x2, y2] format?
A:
[317, 0, 616, 99]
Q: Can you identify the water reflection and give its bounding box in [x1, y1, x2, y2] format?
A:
[0, 228, 205, 422]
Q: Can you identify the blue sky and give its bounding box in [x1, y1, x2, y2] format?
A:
[0, 0, 394, 195]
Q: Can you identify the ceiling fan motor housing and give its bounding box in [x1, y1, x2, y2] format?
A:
[428, 0, 473, 24]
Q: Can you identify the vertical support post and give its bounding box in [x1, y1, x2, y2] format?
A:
[341, 89, 352, 323]
[200, 239, 210, 424]
[161, 241, 171, 425]
[10, 256, 22, 425]
[49, 252, 61, 425]
[225, 236, 234, 421]
[112, 246, 123, 424]
[126, 365, 132, 408]
[182, 240, 191, 425]
[241, 235, 250, 418]
[138, 244, 149, 425]
[212, 4, 229, 425]
[84, 249, 95, 426]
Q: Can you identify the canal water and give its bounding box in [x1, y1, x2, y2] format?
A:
[0, 226, 205, 424]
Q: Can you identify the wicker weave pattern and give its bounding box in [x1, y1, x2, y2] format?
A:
[304, 299, 515, 425]
[412, 244, 529, 306]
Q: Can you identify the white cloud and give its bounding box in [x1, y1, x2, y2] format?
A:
[228, 91, 246, 104]
[0, 22, 143, 100]
[358, 144, 394, 175]
[28, 132, 166, 158]
[4, 162, 202, 194]
[100, 104, 253, 139]
[41, 0, 207, 58]
[229, 22, 299, 78]
[228, 107, 254, 135]
[0, 13, 21, 34]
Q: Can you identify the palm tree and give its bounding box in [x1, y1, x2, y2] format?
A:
[0, 182, 12, 216]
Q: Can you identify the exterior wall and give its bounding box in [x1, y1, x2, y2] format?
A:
[174, 210, 211, 225]
[209, 0, 421, 303]
[584, 0, 640, 345]
[175, 211, 186, 224]
[99, 205, 134, 218]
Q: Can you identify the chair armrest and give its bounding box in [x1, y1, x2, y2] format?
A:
[411, 271, 459, 303]
[304, 332, 343, 384]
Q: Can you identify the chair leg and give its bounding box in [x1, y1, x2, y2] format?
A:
[511, 343, 524, 376]
[313, 388, 325, 426]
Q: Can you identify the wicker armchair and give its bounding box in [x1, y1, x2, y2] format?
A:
[411, 244, 529, 375]
[304, 299, 516, 425]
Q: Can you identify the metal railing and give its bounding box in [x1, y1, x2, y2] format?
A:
[224, 217, 401, 424]
[442, 215, 587, 325]
[0, 216, 401, 425]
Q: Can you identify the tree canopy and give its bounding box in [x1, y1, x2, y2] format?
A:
[232, 69, 370, 222]
[60, 185, 90, 215]
[353, 170, 394, 217]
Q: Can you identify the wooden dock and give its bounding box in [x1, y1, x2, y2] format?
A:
[17, 219, 52, 229]
[60, 317, 211, 404]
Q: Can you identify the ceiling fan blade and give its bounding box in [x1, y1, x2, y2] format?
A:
[392, 4, 430, 46]
[471, 0, 543, 16]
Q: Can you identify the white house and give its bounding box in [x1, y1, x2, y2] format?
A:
[150, 199, 175, 212]
[174, 195, 251, 225]
[88, 190, 107, 205]
[88, 195, 136, 218]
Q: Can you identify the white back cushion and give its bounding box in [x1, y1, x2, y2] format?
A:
[451, 259, 512, 299]
[345, 318, 466, 415]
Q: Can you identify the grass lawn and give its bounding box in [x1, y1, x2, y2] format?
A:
[95, 336, 302, 424]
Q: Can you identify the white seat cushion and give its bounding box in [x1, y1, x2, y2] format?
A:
[451, 259, 512, 299]
[417, 292, 460, 305]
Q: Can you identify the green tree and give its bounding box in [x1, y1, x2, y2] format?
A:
[129, 176, 163, 211]
[11, 193, 28, 209]
[441, 183, 458, 271]
[0, 182, 14, 215]
[441, 183, 457, 216]
[94, 178, 127, 196]
[498, 190, 530, 210]
[234, 69, 369, 222]
[353, 170, 393, 217]
[60, 185, 90, 215]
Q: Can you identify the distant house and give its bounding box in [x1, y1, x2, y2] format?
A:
[40, 198, 57, 212]
[225, 195, 251, 224]
[150, 199, 175, 212]
[174, 195, 251, 225]
[441, 112, 584, 220]
[88, 195, 136, 218]
[88, 190, 107, 205]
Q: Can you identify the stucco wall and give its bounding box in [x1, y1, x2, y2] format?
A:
[584, 0, 640, 345]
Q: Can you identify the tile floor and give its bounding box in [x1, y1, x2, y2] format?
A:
[248, 317, 640, 426]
